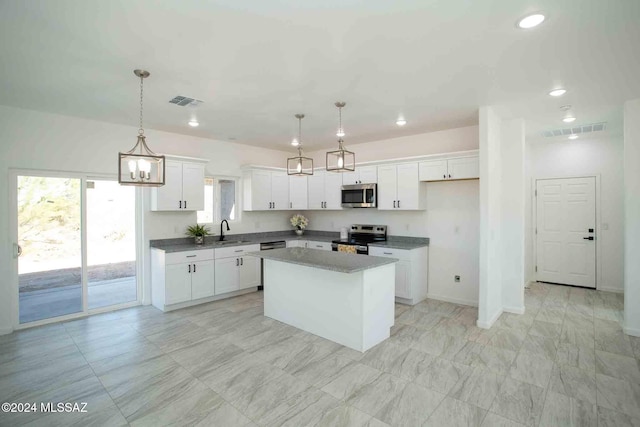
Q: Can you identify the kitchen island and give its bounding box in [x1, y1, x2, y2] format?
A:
[250, 247, 398, 352]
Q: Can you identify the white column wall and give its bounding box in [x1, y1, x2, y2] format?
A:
[624, 99, 640, 336]
[478, 106, 503, 328]
[500, 119, 526, 313]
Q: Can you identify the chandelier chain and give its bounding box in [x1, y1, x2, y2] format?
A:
[138, 74, 144, 136]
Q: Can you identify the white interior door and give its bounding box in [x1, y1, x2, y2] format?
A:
[536, 177, 596, 288]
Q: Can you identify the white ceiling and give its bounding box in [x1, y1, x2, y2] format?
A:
[0, 0, 638, 150]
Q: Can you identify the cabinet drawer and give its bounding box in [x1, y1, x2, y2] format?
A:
[165, 249, 214, 265]
[306, 241, 331, 251]
[368, 246, 410, 261]
[215, 244, 260, 259]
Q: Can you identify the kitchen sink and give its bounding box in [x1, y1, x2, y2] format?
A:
[215, 240, 250, 245]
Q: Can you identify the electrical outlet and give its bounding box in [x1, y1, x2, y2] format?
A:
[455, 275, 461, 283]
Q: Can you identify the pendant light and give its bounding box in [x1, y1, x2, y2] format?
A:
[118, 69, 165, 186]
[326, 102, 355, 172]
[287, 114, 314, 176]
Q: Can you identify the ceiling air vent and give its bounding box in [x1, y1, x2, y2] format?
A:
[168, 96, 203, 107]
[542, 122, 607, 138]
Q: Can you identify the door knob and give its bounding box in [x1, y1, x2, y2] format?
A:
[583, 237, 594, 240]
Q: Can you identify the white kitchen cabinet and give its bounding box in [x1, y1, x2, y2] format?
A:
[419, 156, 479, 181]
[243, 169, 290, 210]
[369, 245, 429, 304]
[306, 240, 332, 251]
[288, 176, 308, 209]
[151, 160, 206, 211]
[377, 163, 425, 210]
[151, 248, 215, 310]
[342, 166, 378, 185]
[286, 240, 307, 248]
[214, 244, 261, 295]
[307, 171, 343, 210]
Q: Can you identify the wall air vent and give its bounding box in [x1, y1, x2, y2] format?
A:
[542, 122, 607, 138]
[168, 96, 203, 107]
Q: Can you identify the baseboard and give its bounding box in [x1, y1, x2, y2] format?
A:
[426, 293, 478, 307]
[477, 308, 503, 329]
[598, 286, 624, 293]
[0, 326, 14, 336]
[503, 305, 526, 315]
[623, 326, 640, 337]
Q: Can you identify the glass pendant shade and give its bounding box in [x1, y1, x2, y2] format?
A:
[119, 135, 165, 186]
[286, 113, 314, 176]
[326, 140, 355, 172]
[118, 69, 165, 186]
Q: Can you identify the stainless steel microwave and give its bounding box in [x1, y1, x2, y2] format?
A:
[341, 183, 377, 208]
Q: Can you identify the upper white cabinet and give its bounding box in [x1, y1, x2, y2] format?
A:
[307, 171, 343, 210]
[289, 175, 308, 210]
[342, 166, 378, 185]
[243, 170, 289, 211]
[419, 156, 479, 181]
[377, 163, 425, 210]
[151, 160, 206, 211]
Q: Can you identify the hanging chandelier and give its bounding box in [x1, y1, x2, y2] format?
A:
[287, 114, 314, 176]
[326, 102, 355, 172]
[118, 69, 165, 186]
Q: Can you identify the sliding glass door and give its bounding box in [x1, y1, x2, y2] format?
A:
[15, 173, 138, 325]
[17, 176, 83, 323]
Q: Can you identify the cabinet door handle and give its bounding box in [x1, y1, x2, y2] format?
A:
[443, 174, 446, 179]
[315, 245, 322, 248]
[193, 263, 196, 272]
[234, 249, 243, 253]
[184, 200, 187, 209]
[393, 201, 396, 208]
[236, 258, 239, 266]
[384, 252, 393, 255]
[290, 202, 292, 208]
[179, 200, 182, 209]
[448, 174, 451, 179]
[397, 200, 400, 208]
[240, 258, 243, 266]
[188, 264, 191, 273]
[186, 255, 196, 258]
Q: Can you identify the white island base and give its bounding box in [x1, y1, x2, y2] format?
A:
[263, 259, 395, 352]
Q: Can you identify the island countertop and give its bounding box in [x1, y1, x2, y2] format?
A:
[249, 248, 398, 274]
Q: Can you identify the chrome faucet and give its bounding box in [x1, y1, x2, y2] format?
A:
[220, 220, 230, 241]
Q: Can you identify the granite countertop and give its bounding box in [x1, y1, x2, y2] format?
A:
[150, 232, 337, 253]
[368, 237, 430, 250]
[248, 248, 398, 274]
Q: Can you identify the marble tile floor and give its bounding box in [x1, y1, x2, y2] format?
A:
[0, 282, 637, 427]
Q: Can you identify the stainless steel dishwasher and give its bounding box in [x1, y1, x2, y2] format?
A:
[259, 241, 286, 289]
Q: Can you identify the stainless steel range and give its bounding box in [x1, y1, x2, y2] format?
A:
[331, 224, 387, 255]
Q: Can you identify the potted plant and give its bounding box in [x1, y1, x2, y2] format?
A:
[290, 214, 309, 236]
[186, 224, 211, 245]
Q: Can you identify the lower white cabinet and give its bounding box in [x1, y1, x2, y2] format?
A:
[286, 240, 306, 248]
[214, 244, 261, 295]
[152, 248, 215, 310]
[368, 245, 429, 305]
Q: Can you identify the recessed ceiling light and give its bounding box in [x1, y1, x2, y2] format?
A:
[517, 13, 546, 29]
[291, 138, 299, 146]
[569, 134, 579, 140]
[188, 119, 199, 127]
[396, 118, 407, 126]
[549, 88, 567, 97]
[563, 117, 576, 123]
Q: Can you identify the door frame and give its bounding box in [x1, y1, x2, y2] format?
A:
[531, 174, 602, 290]
[9, 168, 143, 330]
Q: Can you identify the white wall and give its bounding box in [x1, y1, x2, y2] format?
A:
[525, 134, 625, 293]
[0, 105, 293, 333]
[500, 119, 525, 313]
[624, 99, 640, 336]
[306, 125, 481, 306]
[307, 125, 479, 164]
[478, 106, 503, 328]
